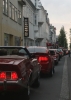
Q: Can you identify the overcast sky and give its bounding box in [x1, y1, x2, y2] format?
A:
[41, 0, 71, 44]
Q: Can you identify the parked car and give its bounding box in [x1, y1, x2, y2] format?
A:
[0, 46, 41, 99]
[49, 49, 59, 65]
[63, 49, 68, 55]
[57, 49, 64, 57]
[27, 46, 55, 77]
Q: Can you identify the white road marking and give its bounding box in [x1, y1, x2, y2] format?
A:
[59, 56, 69, 100]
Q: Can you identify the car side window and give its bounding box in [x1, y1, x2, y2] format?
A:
[18, 48, 29, 58]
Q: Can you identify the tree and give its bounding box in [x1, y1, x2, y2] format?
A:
[69, 28, 71, 50]
[69, 43, 71, 50]
[58, 26, 68, 48]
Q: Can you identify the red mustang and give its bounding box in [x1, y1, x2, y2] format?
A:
[0, 46, 41, 99]
[27, 46, 55, 77]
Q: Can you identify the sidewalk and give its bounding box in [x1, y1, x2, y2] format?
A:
[67, 55, 71, 100]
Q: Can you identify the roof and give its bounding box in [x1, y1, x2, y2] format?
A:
[0, 46, 25, 48]
[27, 46, 49, 53]
[28, 46, 47, 49]
[49, 49, 57, 51]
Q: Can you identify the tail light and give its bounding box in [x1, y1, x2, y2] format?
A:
[38, 56, 49, 63]
[11, 72, 18, 80]
[0, 71, 18, 80]
[0, 72, 6, 80]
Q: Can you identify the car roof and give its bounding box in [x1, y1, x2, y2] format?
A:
[0, 46, 25, 48]
[49, 49, 57, 51]
[27, 46, 49, 53]
[28, 46, 47, 48]
[27, 46, 48, 51]
[28, 46, 47, 49]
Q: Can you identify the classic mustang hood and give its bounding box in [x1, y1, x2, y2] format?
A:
[0, 55, 26, 65]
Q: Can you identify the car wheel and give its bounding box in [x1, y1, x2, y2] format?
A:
[49, 68, 54, 77]
[53, 66, 55, 73]
[56, 60, 58, 65]
[33, 77, 40, 87]
[21, 85, 30, 100]
[58, 56, 60, 61]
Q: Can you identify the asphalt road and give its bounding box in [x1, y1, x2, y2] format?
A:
[30, 56, 65, 100]
[1, 55, 71, 100]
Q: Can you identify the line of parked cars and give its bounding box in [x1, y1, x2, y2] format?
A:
[0, 46, 64, 100]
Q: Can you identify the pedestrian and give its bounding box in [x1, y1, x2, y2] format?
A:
[68, 50, 70, 57]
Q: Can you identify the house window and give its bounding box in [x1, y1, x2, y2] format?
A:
[15, 8, 17, 21]
[9, 2, 12, 18]
[3, 0, 5, 13]
[18, 10, 22, 24]
[6, 0, 8, 15]
[35, 0, 36, 7]
[4, 33, 10, 46]
[12, 5, 15, 20]
[35, 15, 37, 25]
[9, 2, 17, 22]
[3, 0, 8, 15]
[15, 36, 20, 46]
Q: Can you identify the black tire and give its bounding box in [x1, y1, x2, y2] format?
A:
[56, 61, 58, 65]
[49, 67, 54, 77]
[53, 66, 55, 73]
[25, 86, 30, 100]
[33, 77, 40, 87]
[21, 85, 30, 100]
[59, 58, 60, 61]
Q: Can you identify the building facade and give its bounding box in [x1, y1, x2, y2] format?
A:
[23, 0, 38, 46]
[49, 25, 56, 44]
[0, 0, 57, 47]
[36, 6, 50, 46]
[31, 0, 50, 47]
[0, 0, 26, 46]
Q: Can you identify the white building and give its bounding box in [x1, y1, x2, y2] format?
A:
[31, 0, 50, 46]
[35, 6, 50, 46]
[23, 0, 56, 47]
[49, 25, 56, 44]
[52, 27, 56, 44]
[23, 0, 38, 46]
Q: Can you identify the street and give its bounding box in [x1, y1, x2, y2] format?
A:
[1, 55, 71, 100]
[0, 0, 70, 100]
[30, 56, 65, 100]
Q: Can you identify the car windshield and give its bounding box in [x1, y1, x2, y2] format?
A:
[27, 47, 47, 53]
[49, 50, 55, 55]
[57, 49, 62, 52]
[0, 47, 28, 57]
